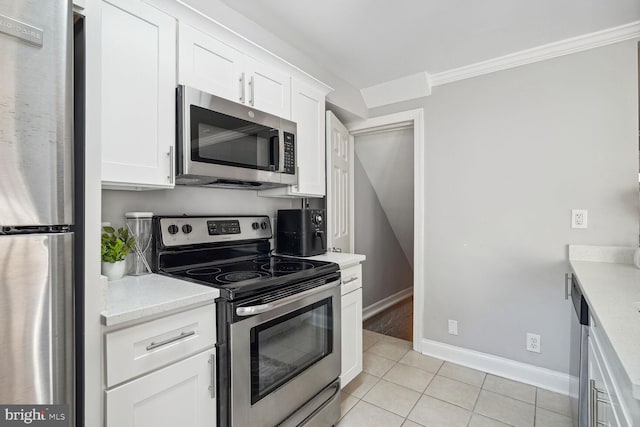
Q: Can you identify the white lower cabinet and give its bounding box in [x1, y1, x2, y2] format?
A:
[105, 349, 216, 427]
[588, 317, 639, 427]
[104, 304, 217, 427]
[341, 287, 362, 387]
[340, 263, 363, 387]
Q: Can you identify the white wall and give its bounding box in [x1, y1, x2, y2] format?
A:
[354, 155, 413, 307]
[102, 187, 295, 229]
[355, 128, 414, 267]
[369, 40, 639, 374]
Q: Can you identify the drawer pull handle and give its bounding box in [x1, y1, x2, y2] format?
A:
[239, 72, 245, 103]
[208, 353, 216, 399]
[146, 331, 195, 351]
[342, 277, 358, 285]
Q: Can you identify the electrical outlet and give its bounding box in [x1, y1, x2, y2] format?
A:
[571, 209, 588, 229]
[526, 333, 541, 353]
[448, 319, 458, 335]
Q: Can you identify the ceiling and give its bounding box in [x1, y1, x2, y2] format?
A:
[215, 0, 640, 90]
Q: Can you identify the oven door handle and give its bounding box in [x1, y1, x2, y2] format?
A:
[236, 280, 340, 317]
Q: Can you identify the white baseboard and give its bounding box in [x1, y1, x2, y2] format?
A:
[420, 338, 572, 395]
[362, 287, 413, 321]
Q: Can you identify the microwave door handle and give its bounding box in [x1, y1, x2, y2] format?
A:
[276, 129, 285, 172]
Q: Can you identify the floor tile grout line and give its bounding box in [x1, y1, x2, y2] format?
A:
[479, 382, 538, 406]
[354, 336, 556, 427]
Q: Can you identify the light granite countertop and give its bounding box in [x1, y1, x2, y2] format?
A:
[101, 274, 219, 327]
[304, 252, 366, 269]
[569, 245, 640, 400]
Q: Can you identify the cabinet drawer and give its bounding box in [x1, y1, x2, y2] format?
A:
[341, 264, 362, 295]
[106, 305, 216, 387]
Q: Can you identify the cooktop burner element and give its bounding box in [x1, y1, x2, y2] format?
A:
[186, 266, 222, 276]
[216, 271, 271, 283]
[262, 261, 315, 273]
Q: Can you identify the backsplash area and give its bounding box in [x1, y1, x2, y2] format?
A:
[102, 187, 301, 229]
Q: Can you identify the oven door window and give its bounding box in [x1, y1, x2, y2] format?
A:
[190, 105, 279, 171]
[250, 298, 333, 404]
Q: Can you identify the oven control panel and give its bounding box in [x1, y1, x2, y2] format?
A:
[207, 220, 240, 235]
[159, 216, 272, 247]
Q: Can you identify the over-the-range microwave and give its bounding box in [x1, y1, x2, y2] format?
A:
[176, 85, 297, 189]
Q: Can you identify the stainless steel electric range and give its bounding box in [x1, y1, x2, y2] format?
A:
[152, 215, 342, 427]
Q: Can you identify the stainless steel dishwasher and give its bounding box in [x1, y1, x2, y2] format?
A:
[566, 272, 590, 427]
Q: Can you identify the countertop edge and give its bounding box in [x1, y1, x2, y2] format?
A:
[99, 274, 219, 327]
[101, 292, 217, 327]
[303, 252, 367, 269]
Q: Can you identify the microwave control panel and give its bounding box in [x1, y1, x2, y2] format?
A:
[283, 132, 295, 174]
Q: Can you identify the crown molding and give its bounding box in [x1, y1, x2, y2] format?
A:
[430, 20, 640, 87]
[361, 72, 431, 109]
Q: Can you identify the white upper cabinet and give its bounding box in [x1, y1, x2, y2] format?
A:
[178, 23, 291, 119]
[291, 79, 326, 196]
[260, 78, 329, 198]
[245, 58, 291, 119]
[99, 0, 176, 189]
[178, 23, 245, 103]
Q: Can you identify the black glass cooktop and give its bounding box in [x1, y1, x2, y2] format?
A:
[166, 255, 339, 300]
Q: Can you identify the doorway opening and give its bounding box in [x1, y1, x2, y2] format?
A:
[353, 125, 414, 342]
[347, 109, 425, 350]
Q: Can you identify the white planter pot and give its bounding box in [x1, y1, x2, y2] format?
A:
[101, 260, 127, 281]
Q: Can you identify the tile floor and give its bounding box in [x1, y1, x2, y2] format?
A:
[337, 330, 572, 427]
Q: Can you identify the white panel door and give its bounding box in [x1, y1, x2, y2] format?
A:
[290, 79, 326, 196]
[246, 58, 291, 119]
[106, 350, 216, 427]
[340, 288, 363, 387]
[178, 23, 245, 103]
[326, 111, 353, 252]
[100, 0, 176, 188]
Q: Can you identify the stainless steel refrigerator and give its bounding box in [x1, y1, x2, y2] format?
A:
[0, 0, 75, 423]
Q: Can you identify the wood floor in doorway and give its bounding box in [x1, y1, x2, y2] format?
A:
[363, 296, 413, 341]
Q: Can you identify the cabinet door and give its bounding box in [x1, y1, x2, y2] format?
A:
[341, 288, 363, 388]
[246, 58, 291, 119]
[106, 350, 216, 427]
[178, 23, 245, 103]
[588, 337, 623, 427]
[100, 0, 176, 189]
[290, 79, 326, 196]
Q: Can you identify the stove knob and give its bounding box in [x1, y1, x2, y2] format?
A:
[252, 222, 260, 230]
[167, 224, 179, 235]
[260, 221, 268, 230]
[182, 224, 193, 234]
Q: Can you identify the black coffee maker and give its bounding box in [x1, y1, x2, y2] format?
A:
[276, 209, 326, 257]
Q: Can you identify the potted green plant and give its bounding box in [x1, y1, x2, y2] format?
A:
[101, 225, 136, 281]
